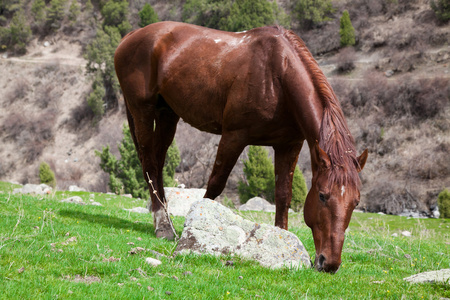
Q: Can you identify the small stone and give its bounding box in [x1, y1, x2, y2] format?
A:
[183, 271, 193, 276]
[404, 254, 412, 259]
[385, 70, 394, 77]
[172, 275, 179, 281]
[225, 260, 234, 266]
[401, 231, 412, 237]
[34, 226, 39, 230]
[145, 257, 162, 267]
[127, 242, 135, 246]
[130, 277, 137, 281]
[118, 283, 124, 286]
[137, 283, 142, 287]
[391, 233, 398, 237]
[68, 290, 73, 294]
[238, 276, 243, 280]
[18, 267, 25, 274]
[147, 286, 154, 291]
[137, 237, 143, 241]
[165, 291, 173, 295]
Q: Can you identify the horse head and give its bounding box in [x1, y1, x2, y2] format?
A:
[304, 141, 368, 273]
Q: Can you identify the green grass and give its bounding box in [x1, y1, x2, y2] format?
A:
[1, 181, 449, 299]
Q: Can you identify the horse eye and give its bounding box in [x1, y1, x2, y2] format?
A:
[319, 193, 326, 203]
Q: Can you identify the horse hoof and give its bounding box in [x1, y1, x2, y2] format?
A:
[155, 228, 175, 240]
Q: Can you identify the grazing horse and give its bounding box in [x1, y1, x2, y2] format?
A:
[114, 21, 368, 273]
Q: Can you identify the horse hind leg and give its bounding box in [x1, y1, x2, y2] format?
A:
[150, 95, 180, 239]
[126, 94, 179, 239]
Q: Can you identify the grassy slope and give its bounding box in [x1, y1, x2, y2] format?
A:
[0, 182, 449, 299]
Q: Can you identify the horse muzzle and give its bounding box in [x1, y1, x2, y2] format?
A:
[314, 253, 341, 274]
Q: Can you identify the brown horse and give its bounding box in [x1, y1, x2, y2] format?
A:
[114, 21, 368, 273]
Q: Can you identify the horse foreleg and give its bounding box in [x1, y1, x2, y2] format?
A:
[274, 143, 303, 230]
[204, 132, 246, 200]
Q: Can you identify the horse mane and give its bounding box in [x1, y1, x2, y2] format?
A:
[281, 28, 361, 188]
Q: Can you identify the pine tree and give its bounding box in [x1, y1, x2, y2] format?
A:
[339, 10, 355, 47]
[431, 0, 450, 22]
[163, 141, 180, 187]
[291, 166, 308, 211]
[46, 0, 67, 31]
[138, 3, 159, 28]
[437, 189, 450, 218]
[31, 0, 47, 26]
[238, 146, 275, 203]
[96, 124, 181, 198]
[69, 0, 81, 24]
[101, 0, 132, 36]
[293, 0, 334, 30]
[39, 162, 56, 188]
[8, 9, 31, 54]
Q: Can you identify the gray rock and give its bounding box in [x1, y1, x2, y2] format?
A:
[61, 196, 86, 205]
[385, 70, 394, 77]
[239, 197, 276, 212]
[13, 184, 52, 195]
[432, 207, 440, 219]
[404, 269, 450, 284]
[124, 207, 149, 214]
[176, 199, 311, 269]
[68, 185, 85, 192]
[145, 257, 162, 267]
[239, 197, 294, 213]
[164, 187, 207, 217]
[401, 230, 412, 237]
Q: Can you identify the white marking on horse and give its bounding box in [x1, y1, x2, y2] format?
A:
[214, 38, 222, 43]
[341, 185, 345, 197]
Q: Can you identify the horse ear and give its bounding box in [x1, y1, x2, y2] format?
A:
[356, 149, 368, 172]
[314, 140, 331, 169]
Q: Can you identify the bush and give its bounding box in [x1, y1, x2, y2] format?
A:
[292, 0, 334, 30]
[431, 0, 450, 22]
[39, 161, 56, 188]
[339, 10, 355, 47]
[182, 0, 231, 29]
[87, 74, 106, 118]
[183, 0, 289, 31]
[291, 166, 308, 211]
[336, 47, 356, 73]
[138, 3, 159, 28]
[238, 146, 275, 203]
[437, 189, 450, 218]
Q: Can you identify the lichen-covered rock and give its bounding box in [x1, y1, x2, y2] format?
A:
[13, 184, 52, 195]
[60, 196, 85, 205]
[239, 197, 294, 213]
[164, 187, 206, 216]
[404, 269, 450, 284]
[176, 199, 311, 269]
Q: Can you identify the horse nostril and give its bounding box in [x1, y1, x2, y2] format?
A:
[315, 254, 326, 271]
